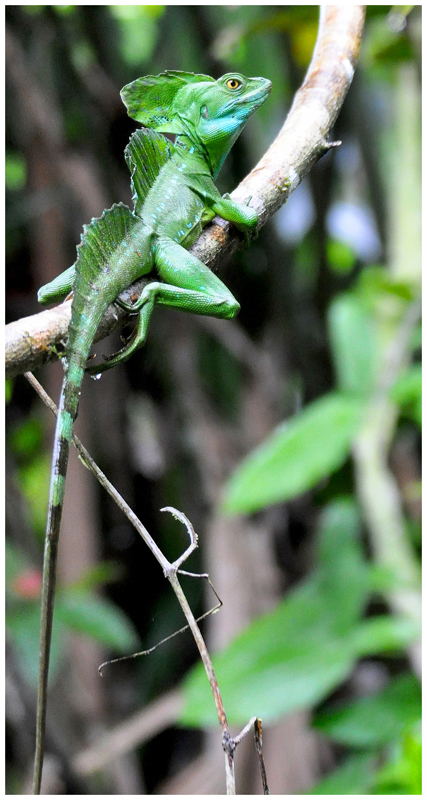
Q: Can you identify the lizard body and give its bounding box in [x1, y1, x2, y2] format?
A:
[34, 70, 271, 791]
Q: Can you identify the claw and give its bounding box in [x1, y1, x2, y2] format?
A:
[85, 326, 139, 375]
[115, 295, 138, 313]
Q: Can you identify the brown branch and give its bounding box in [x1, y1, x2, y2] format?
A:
[5, 6, 366, 379]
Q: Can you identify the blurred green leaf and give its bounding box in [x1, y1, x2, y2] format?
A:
[6, 153, 26, 190]
[6, 544, 138, 684]
[5, 541, 27, 586]
[212, 7, 316, 62]
[70, 561, 123, 592]
[351, 615, 420, 657]
[111, 5, 163, 64]
[314, 673, 421, 747]
[357, 265, 416, 303]
[17, 454, 50, 537]
[7, 605, 63, 686]
[362, 15, 416, 72]
[9, 417, 44, 460]
[390, 363, 421, 426]
[181, 580, 357, 726]
[5, 379, 13, 404]
[328, 293, 377, 396]
[56, 590, 139, 651]
[221, 393, 364, 514]
[309, 752, 376, 794]
[316, 499, 368, 634]
[181, 499, 417, 726]
[326, 239, 357, 274]
[371, 723, 421, 794]
[53, 5, 74, 16]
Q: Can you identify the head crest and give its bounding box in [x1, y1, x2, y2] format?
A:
[120, 71, 215, 133]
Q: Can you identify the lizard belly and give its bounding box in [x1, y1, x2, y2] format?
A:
[142, 170, 206, 248]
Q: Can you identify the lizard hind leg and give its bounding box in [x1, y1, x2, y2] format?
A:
[85, 296, 155, 375]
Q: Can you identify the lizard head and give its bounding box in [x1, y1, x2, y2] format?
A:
[177, 72, 272, 175]
[179, 72, 272, 150]
[121, 71, 271, 173]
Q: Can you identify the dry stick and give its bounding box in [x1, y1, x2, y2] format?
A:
[98, 569, 223, 676]
[6, 6, 366, 380]
[24, 372, 267, 795]
[254, 718, 270, 795]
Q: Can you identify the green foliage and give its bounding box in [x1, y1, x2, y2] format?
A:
[6, 152, 26, 191]
[55, 589, 139, 650]
[211, 7, 318, 67]
[180, 499, 418, 727]
[110, 5, 164, 65]
[314, 673, 421, 747]
[6, 4, 421, 792]
[370, 723, 421, 794]
[17, 454, 51, 538]
[328, 293, 377, 396]
[218, 243, 420, 789]
[8, 416, 50, 538]
[6, 543, 139, 687]
[311, 717, 421, 795]
[221, 394, 363, 514]
[9, 415, 44, 459]
[390, 364, 421, 426]
[362, 10, 418, 74]
[310, 752, 377, 795]
[326, 239, 357, 274]
[5, 379, 13, 404]
[222, 262, 420, 513]
[357, 265, 417, 303]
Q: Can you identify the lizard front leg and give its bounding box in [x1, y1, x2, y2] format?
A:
[210, 194, 258, 246]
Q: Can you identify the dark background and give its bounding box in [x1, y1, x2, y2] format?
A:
[6, 6, 421, 794]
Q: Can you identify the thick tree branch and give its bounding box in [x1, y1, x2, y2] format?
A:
[6, 6, 366, 379]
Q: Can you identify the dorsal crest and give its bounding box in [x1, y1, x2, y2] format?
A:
[125, 128, 173, 216]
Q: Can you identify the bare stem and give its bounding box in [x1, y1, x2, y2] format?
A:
[25, 372, 267, 794]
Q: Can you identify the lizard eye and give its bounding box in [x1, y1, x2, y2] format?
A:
[226, 78, 241, 90]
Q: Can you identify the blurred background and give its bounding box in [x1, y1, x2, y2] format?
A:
[6, 5, 421, 795]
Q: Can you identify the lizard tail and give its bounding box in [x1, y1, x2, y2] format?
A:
[33, 353, 87, 793]
[34, 201, 144, 791]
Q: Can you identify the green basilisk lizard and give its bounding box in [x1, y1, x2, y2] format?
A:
[33, 70, 271, 790]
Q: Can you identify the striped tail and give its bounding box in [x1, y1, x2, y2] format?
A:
[33, 201, 143, 792]
[33, 350, 89, 792]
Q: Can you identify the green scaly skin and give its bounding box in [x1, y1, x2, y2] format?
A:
[33, 71, 271, 792]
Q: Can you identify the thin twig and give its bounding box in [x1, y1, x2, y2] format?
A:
[98, 571, 222, 676]
[254, 718, 270, 795]
[25, 372, 269, 794]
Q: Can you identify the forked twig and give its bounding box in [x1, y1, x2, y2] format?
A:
[24, 372, 268, 794]
[98, 570, 222, 677]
